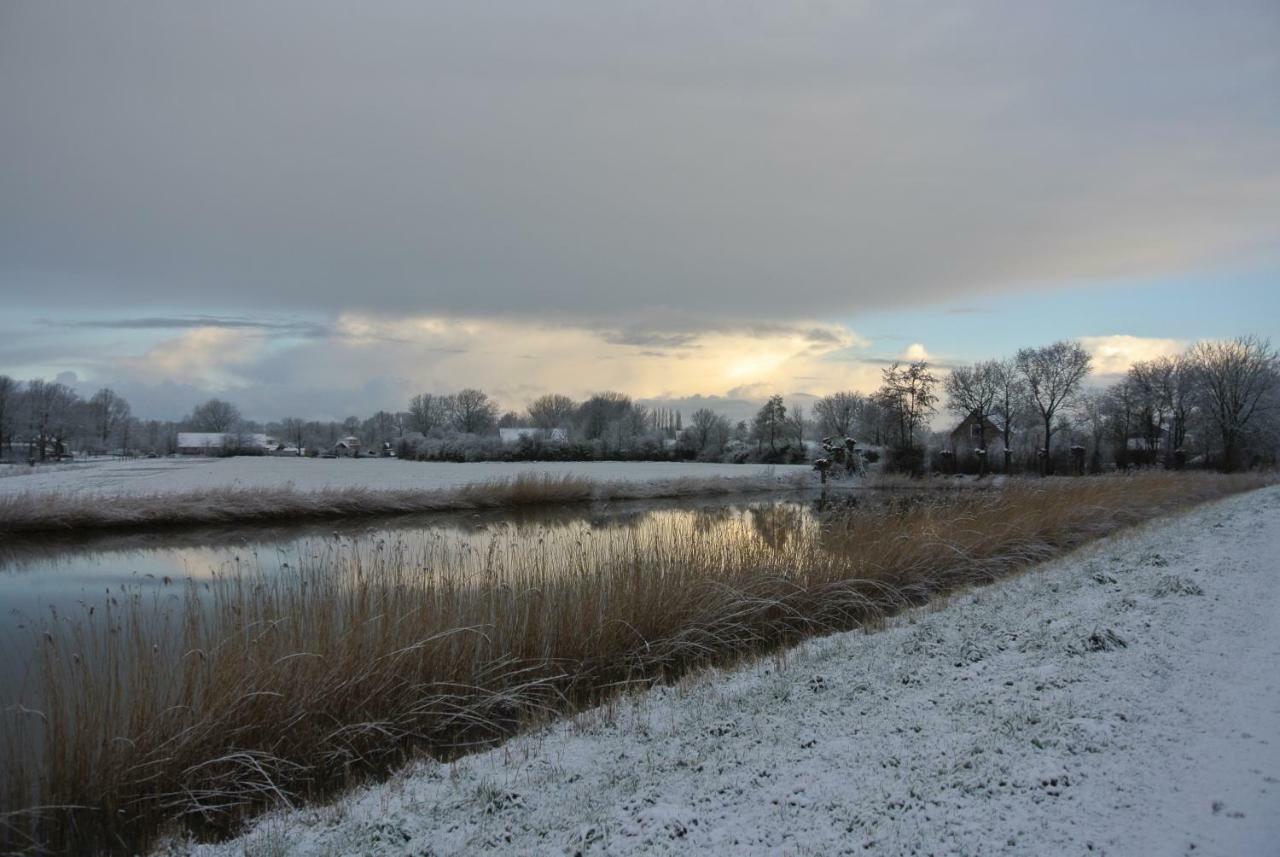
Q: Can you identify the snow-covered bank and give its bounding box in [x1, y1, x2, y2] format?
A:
[0, 457, 812, 498]
[186, 486, 1280, 857]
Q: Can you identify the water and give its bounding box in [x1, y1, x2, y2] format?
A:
[1, 492, 876, 702]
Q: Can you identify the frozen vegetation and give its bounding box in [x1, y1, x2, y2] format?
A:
[183, 486, 1280, 857]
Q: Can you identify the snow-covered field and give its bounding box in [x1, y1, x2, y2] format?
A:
[0, 457, 812, 498]
[184, 486, 1280, 857]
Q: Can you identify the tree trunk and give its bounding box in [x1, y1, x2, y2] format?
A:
[1042, 415, 1053, 476]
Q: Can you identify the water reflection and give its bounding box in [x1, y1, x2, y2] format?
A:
[1, 488, 908, 702]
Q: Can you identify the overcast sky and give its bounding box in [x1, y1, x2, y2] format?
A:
[2, 1, 1277, 420]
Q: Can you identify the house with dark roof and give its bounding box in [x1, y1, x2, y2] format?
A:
[948, 410, 1002, 462]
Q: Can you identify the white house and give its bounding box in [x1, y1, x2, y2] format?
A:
[499, 427, 568, 444]
[176, 433, 275, 455]
[333, 436, 362, 457]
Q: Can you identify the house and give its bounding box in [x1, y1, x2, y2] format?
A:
[332, 436, 361, 457]
[948, 410, 1002, 460]
[176, 432, 275, 455]
[499, 427, 568, 444]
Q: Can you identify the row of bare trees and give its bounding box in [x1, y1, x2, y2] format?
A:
[4, 336, 1273, 470]
[1070, 337, 1279, 472]
[808, 336, 1276, 474]
[0, 378, 138, 461]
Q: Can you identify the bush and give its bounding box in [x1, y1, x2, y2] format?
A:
[885, 445, 926, 476]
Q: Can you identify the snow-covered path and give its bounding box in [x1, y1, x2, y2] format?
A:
[189, 487, 1280, 857]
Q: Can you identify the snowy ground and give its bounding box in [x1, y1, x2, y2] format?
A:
[0, 457, 812, 498]
[182, 486, 1280, 857]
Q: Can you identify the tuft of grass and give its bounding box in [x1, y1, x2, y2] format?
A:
[0, 471, 807, 537]
[0, 471, 1269, 854]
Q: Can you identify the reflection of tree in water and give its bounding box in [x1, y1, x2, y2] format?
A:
[689, 504, 739, 536]
[749, 504, 810, 552]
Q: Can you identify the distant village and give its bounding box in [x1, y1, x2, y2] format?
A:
[1, 335, 1276, 474]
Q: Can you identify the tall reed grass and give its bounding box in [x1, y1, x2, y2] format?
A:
[0, 472, 1267, 853]
[0, 471, 806, 537]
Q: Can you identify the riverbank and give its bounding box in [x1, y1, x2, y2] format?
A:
[0, 460, 812, 535]
[185, 481, 1280, 857]
[2, 473, 1268, 853]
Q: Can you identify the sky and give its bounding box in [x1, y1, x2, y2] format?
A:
[1, 1, 1277, 422]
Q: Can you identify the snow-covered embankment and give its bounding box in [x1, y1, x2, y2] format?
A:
[189, 486, 1280, 857]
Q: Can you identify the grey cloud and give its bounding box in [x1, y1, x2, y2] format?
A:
[596, 329, 702, 349]
[47, 316, 333, 337]
[1, 1, 1276, 324]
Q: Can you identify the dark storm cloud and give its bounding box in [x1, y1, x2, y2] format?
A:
[1, 1, 1276, 324]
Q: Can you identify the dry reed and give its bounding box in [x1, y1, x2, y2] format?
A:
[0, 472, 1267, 854]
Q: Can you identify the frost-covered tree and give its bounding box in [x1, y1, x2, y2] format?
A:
[22, 379, 80, 460]
[814, 391, 862, 439]
[407, 393, 449, 434]
[449, 388, 498, 434]
[87, 387, 131, 447]
[0, 375, 19, 455]
[990, 358, 1026, 461]
[186, 398, 242, 433]
[1016, 341, 1092, 474]
[528, 394, 577, 431]
[576, 392, 631, 441]
[363, 410, 400, 446]
[1188, 336, 1278, 471]
[684, 407, 731, 458]
[280, 417, 306, 454]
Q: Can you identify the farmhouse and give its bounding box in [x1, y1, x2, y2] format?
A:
[948, 410, 1002, 460]
[499, 427, 568, 444]
[332, 436, 361, 457]
[176, 433, 275, 455]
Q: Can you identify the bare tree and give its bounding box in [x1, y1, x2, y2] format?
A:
[186, 398, 242, 433]
[281, 417, 306, 454]
[990, 358, 1026, 465]
[87, 387, 131, 449]
[1127, 359, 1173, 463]
[944, 360, 1001, 453]
[362, 410, 399, 448]
[751, 395, 788, 455]
[1073, 389, 1110, 472]
[497, 410, 524, 428]
[1188, 336, 1278, 471]
[814, 391, 863, 439]
[449, 388, 498, 434]
[407, 393, 448, 434]
[680, 411, 732, 463]
[22, 379, 79, 460]
[0, 375, 19, 455]
[528, 394, 578, 431]
[874, 361, 938, 450]
[1130, 354, 1195, 463]
[576, 392, 631, 440]
[1016, 341, 1092, 474]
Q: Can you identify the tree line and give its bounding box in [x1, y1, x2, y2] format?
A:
[1, 335, 1275, 471]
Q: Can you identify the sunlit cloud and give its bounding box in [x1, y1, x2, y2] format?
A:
[115, 327, 268, 387]
[901, 343, 930, 362]
[1078, 335, 1185, 376]
[86, 315, 888, 417]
